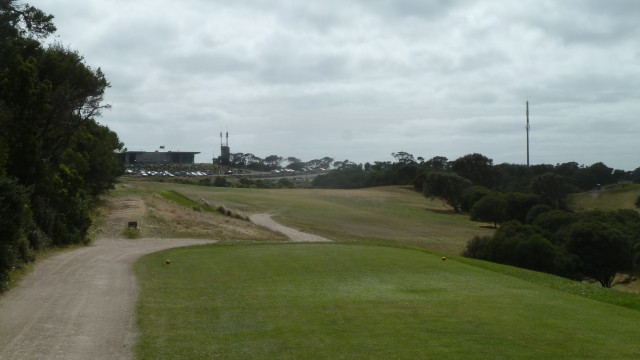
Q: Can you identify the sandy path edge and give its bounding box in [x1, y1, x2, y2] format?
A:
[249, 213, 331, 242]
[0, 237, 215, 360]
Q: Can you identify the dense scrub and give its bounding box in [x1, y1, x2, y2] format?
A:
[464, 210, 640, 287]
[0, 1, 123, 290]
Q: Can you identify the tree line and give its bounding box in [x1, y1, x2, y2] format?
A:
[314, 151, 636, 192]
[0, 1, 123, 290]
[226, 153, 334, 172]
[313, 152, 640, 287]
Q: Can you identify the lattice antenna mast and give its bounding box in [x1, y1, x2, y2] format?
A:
[526, 101, 530, 167]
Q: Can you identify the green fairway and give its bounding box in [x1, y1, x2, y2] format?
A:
[569, 183, 640, 211]
[126, 180, 493, 254]
[135, 243, 640, 359]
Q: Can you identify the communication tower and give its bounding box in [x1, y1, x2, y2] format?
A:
[219, 131, 231, 165]
[526, 101, 530, 167]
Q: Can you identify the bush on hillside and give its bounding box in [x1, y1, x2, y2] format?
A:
[532, 210, 578, 235]
[505, 192, 541, 224]
[463, 222, 560, 274]
[0, 177, 32, 290]
[214, 176, 227, 187]
[562, 220, 634, 287]
[460, 186, 492, 213]
[465, 208, 640, 287]
[470, 194, 508, 228]
[525, 204, 553, 224]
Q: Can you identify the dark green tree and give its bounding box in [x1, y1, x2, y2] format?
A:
[628, 167, 640, 183]
[572, 162, 616, 190]
[505, 192, 541, 224]
[423, 171, 472, 213]
[62, 120, 124, 197]
[423, 156, 449, 171]
[563, 220, 634, 287]
[285, 157, 305, 171]
[391, 151, 416, 164]
[554, 162, 581, 178]
[532, 210, 577, 235]
[0, 0, 55, 40]
[301, 156, 334, 170]
[460, 185, 492, 213]
[530, 173, 569, 209]
[241, 153, 262, 170]
[525, 203, 552, 224]
[0, 177, 31, 289]
[230, 153, 246, 167]
[214, 176, 227, 187]
[313, 165, 366, 189]
[277, 178, 294, 188]
[463, 222, 561, 274]
[470, 194, 508, 228]
[1, 1, 120, 254]
[451, 153, 498, 188]
[263, 155, 282, 170]
[319, 157, 334, 170]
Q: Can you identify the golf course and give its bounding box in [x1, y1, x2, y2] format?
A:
[121, 179, 640, 359]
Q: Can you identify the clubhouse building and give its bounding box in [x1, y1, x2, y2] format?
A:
[124, 151, 200, 165]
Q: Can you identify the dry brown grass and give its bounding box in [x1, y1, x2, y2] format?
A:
[97, 183, 286, 241]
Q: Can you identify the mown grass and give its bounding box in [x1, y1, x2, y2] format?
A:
[569, 182, 640, 211]
[455, 255, 640, 311]
[124, 179, 492, 254]
[157, 190, 214, 211]
[135, 243, 640, 359]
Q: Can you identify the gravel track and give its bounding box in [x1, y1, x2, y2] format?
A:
[0, 237, 215, 360]
[249, 213, 332, 242]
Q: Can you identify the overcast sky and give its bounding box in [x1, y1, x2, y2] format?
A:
[39, 0, 640, 169]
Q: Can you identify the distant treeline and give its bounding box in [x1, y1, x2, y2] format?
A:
[224, 154, 335, 172]
[313, 151, 636, 192]
[0, 2, 123, 290]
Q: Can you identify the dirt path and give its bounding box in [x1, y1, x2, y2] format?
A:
[0, 237, 215, 360]
[249, 213, 331, 242]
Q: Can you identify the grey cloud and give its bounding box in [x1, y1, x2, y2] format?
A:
[516, 72, 640, 105]
[255, 45, 350, 85]
[35, 0, 640, 170]
[163, 51, 254, 77]
[525, 1, 640, 45]
[361, 0, 465, 20]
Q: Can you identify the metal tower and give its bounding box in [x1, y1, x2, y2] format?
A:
[526, 101, 530, 167]
[219, 131, 230, 165]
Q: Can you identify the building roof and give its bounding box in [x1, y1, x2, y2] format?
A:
[126, 151, 201, 154]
